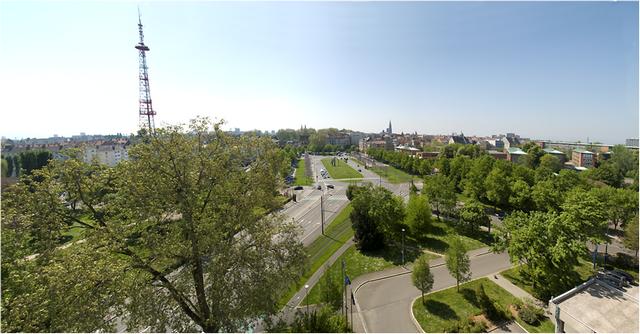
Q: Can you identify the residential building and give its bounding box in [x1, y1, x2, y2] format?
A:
[572, 149, 595, 168]
[626, 138, 639, 147]
[543, 148, 567, 164]
[448, 133, 472, 145]
[507, 147, 527, 164]
[488, 150, 508, 160]
[84, 144, 129, 167]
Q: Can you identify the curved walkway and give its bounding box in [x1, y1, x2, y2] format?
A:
[352, 248, 512, 333]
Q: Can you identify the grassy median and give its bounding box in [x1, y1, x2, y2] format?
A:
[368, 164, 417, 184]
[294, 158, 313, 186]
[321, 157, 363, 179]
[277, 204, 354, 308]
[412, 277, 554, 333]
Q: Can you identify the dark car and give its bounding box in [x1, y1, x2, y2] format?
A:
[327, 184, 335, 189]
[317, 185, 322, 190]
[293, 186, 303, 190]
[611, 269, 635, 284]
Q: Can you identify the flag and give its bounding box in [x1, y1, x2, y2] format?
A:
[344, 275, 351, 286]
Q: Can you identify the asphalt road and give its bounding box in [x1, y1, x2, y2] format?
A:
[355, 249, 513, 333]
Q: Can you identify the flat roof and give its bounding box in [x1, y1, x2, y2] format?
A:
[544, 148, 564, 154]
[507, 147, 527, 154]
[555, 280, 639, 333]
[573, 149, 594, 154]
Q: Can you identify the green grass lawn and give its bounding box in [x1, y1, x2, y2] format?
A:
[501, 258, 596, 301]
[277, 204, 355, 308]
[368, 165, 418, 184]
[305, 245, 440, 305]
[412, 277, 554, 333]
[321, 158, 363, 179]
[412, 220, 490, 254]
[294, 159, 313, 186]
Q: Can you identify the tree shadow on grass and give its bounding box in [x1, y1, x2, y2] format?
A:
[416, 236, 449, 254]
[423, 300, 459, 320]
[362, 245, 422, 265]
[460, 288, 479, 308]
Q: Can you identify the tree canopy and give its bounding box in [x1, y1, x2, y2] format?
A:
[1, 118, 305, 332]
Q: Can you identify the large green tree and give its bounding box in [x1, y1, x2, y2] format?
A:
[405, 194, 432, 235]
[422, 174, 456, 220]
[494, 189, 608, 300]
[350, 184, 405, 251]
[1, 119, 305, 332]
[459, 201, 489, 235]
[445, 237, 471, 292]
[412, 254, 435, 303]
[462, 155, 494, 201]
[484, 163, 511, 209]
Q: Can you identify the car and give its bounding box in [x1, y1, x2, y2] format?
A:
[293, 186, 303, 190]
[327, 184, 334, 189]
[358, 169, 362, 172]
[611, 269, 634, 284]
[317, 185, 322, 190]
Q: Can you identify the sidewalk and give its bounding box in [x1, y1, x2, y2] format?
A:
[487, 273, 545, 307]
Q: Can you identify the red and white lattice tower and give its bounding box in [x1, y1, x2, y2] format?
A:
[135, 9, 156, 133]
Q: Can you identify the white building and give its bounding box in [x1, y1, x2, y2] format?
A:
[84, 144, 129, 167]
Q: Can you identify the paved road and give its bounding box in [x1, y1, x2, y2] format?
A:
[355, 249, 512, 333]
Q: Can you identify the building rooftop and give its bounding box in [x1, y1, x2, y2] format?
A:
[550, 278, 639, 333]
[543, 148, 564, 154]
[507, 147, 527, 155]
[573, 149, 594, 154]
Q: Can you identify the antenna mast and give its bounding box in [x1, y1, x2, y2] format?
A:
[135, 8, 156, 133]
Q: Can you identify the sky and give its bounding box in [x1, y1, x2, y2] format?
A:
[0, 1, 638, 144]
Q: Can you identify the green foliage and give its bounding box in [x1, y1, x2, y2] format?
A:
[445, 237, 471, 291]
[350, 185, 405, 251]
[318, 264, 343, 310]
[448, 155, 472, 191]
[531, 179, 563, 212]
[610, 145, 638, 177]
[1, 118, 306, 332]
[592, 186, 639, 230]
[12, 155, 20, 176]
[493, 191, 607, 300]
[405, 194, 432, 235]
[539, 154, 562, 173]
[367, 148, 432, 176]
[462, 155, 494, 201]
[267, 305, 350, 333]
[422, 174, 456, 219]
[346, 183, 361, 201]
[412, 254, 435, 303]
[518, 299, 544, 325]
[459, 201, 489, 235]
[12, 150, 52, 176]
[6, 155, 14, 177]
[509, 179, 532, 211]
[485, 163, 511, 208]
[624, 215, 639, 258]
[1, 158, 7, 177]
[588, 161, 624, 188]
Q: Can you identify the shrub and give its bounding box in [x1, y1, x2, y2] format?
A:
[518, 299, 544, 325]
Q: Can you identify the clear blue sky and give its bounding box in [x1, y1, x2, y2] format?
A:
[1, 1, 637, 144]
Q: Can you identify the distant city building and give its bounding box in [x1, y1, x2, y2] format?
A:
[626, 138, 639, 147]
[487, 150, 508, 160]
[387, 121, 393, 135]
[572, 149, 595, 168]
[448, 132, 471, 145]
[543, 148, 567, 164]
[507, 147, 527, 164]
[84, 143, 129, 167]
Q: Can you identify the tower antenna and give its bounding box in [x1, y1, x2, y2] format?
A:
[135, 7, 156, 133]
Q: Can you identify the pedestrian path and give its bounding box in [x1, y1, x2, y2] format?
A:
[487, 273, 545, 307]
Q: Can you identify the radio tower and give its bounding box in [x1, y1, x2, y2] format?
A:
[135, 8, 156, 133]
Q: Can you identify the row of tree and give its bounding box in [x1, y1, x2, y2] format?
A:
[1, 150, 53, 177]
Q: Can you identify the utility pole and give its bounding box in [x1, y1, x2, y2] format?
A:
[320, 195, 325, 235]
[342, 259, 346, 321]
[402, 228, 406, 265]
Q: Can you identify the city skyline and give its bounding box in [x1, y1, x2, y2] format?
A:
[0, 1, 638, 143]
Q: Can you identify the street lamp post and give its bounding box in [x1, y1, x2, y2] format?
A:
[304, 284, 310, 321]
[401, 228, 405, 265]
